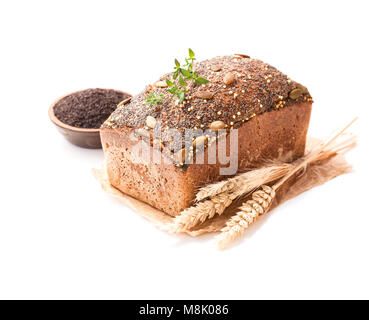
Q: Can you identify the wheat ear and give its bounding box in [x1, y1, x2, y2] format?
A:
[167, 192, 237, 233]
[217, 118, 358, 249]
[217, 185, 275, 250]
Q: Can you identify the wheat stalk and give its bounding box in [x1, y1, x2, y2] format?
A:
[217, 118, 358, 249]
[196, 132, 356, 203]
[168, 118, 357, 235]
[195, 162, 292, 202]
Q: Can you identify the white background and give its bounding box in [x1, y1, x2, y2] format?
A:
[0, 0, 368, 300]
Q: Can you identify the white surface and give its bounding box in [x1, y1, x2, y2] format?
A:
[0, 0, 368, 300]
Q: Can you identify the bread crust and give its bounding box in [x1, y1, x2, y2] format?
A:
[101, 102, 312, 216]
[103, 57, 312, 136]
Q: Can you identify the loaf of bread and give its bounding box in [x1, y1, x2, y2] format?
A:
[101, 55, 313, 216]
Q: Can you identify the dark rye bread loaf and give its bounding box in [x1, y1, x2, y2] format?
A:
[101, 55, 313, 216]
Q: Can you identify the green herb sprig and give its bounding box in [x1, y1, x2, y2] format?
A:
[166, 79, 186, 103]
[172, 49, 209, 85]
[146, 49, 210, 106]
[146, 92, 164, 106]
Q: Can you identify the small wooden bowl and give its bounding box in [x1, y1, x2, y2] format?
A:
[49, 90, 131, 149]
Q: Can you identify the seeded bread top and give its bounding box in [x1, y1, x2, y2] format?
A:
[103, 55, 312, 133]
